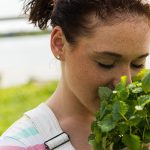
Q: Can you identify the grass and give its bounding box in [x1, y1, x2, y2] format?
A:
[0, 80, 58, 135]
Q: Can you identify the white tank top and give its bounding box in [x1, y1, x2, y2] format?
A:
[25, 103, 75, 150]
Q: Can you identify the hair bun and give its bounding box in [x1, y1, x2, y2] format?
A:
[24, 0, 55, 29]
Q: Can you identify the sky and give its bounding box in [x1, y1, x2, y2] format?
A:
[0, 0, 40, 33]
[0, 0, 23, 18]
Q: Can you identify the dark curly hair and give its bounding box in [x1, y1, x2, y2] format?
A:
[24, 0, 150, 44]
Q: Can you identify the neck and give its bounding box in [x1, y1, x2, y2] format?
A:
[46, 78, 95, 125]
[46, 78, 95, 150]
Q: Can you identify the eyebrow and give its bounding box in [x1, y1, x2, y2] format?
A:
[138, 53, 149, 59]
[93, 51, 149, 59]
[93, 51, 122, 58]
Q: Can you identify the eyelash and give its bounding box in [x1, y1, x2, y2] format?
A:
[98, 63, 144, 69]
[98, 63, 114, 69]
[131, 64, 144, 69]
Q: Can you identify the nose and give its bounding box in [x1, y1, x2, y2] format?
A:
[112, 67, 132, 87]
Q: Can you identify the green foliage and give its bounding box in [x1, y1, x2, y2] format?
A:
[0, 81, 57, 135]
[89, 69, 150, 150]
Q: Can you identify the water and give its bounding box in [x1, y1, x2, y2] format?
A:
[0, 20, 40, 34]
[0, 35, 61, 87]
[0, 1, 59, 87]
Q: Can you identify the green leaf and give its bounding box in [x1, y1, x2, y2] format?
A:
[132, 87, 143, 94]
[119, 88, 129, 100]
[88, 134, 95, 145]
[98, 87, 112, 101]
[89, 70, 150, 150]
[119, 101, 129, 116]
[137, 95, 150, 108]
[98, 114, 116, 132]
[142, 71, 150, 92]
[91, 121, 97, 132]
[128, 115, 141, 126]
[102, 136, 107, 150]
[99, 100, 108, 119]
[115, 76, 127, 91]
[88, 133, 101, 150]
[115, 77, 129, 100]
[128, 83, 137, 90]
[135, 109, 147, 118]
[142, 99, 150, 108]
[132, 69, 150, 82]
[112, 101, 122, 121]
[95, 130, 102, 143]
[121, 76, 127, 87]
[112, 101, 128, 121]
[144, 130, 150, 142]
[118, 122, 128, 134]
[138, 95, 150, 105]
[122, 134, 141, 150]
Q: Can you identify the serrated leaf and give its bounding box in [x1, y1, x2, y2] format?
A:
[141, 99, 150, 108]
[137, 95, 150, 108]
[128, 115, 141, 126]
[122, 134, 141, 150]
[119, 101, 129, 115]
[135, 109, 147, 118]
[132, 87, 143, 93]
[112, 101, 128, 121]
[118, 122, 128, 134]
[119, 88, 129, 100]
[128, 83, 137, 90]
[115, 76, 127, 90]
[98, 114, 116, 132]
[115, 78, 129, 100]
[98, 87, 112, 101]
[142, 71, 150, 92]
[138, 95, 150, 105]
[89, 69, 150, 150]
[99, 100, 108, 119]
[112, 101, 121, 121]
[132, 69, 150, 82]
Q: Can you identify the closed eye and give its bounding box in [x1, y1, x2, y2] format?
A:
[98, 62, 114, 69]
[131, 64, 145, 69]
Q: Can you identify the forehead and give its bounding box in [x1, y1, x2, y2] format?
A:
[81, 16, 150, 58]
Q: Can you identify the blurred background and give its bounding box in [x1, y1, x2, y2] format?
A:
[0, 0, 60, 134]
[0, 0, 61, 88]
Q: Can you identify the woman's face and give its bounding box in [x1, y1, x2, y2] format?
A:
[62, 16, 150, 114]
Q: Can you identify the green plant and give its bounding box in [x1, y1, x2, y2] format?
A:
[0, 81, 58, 135]
[89, 69, 150, 150]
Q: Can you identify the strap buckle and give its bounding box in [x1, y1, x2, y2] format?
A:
[44, 132, 70, 150]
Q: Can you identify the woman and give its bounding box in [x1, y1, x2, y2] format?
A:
[0, 0, 150, 149]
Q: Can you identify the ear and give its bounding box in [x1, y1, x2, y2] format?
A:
[50, 26, 65, 60]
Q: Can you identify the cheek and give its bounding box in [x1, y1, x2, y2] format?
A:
[65, 58, 112, 98]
